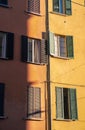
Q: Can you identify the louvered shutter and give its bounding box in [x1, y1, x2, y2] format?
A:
[49, 32, 55, 55]
[41, 39, 47, 64]
[27, 87, 34, 118]
[6, 32, 14, 60]
[65, 0, 72, 15]
[28, 0, 40, 14]
[0, 83, 5, 116]
[56, 87, 64, 119]
[70, 88, 78, 120]
[66, 36, 74, 58]
[34, 88, 41, 118]
[21, 35, 28, 62]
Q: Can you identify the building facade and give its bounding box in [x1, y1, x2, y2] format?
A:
[0, 0, 47, 130]
[48, 0, 85, 130]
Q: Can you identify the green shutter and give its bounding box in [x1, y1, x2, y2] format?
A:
[56, 87, 64, 119]
[66, 36, 74, 58]
[41, 39, 47, 64]
[0, 83, 5, 116]
[6, 32, 14, 60]
[70, 88, 78, 120]
[49, 32, 55, 55]
[65, 0, 72, 15]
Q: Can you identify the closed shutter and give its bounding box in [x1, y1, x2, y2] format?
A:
[56, 87, 64, 119]
[0, 83, 5, 116]
[65, 0, 72, 15]
[66, 36, 74, 58]
[49, 32, 55, 55]
[41, 39, 47, 64]
[6, 32, 14, 60]
[27, 87, 34, 118]
[70, 88, 78, 120]
[34, 88, 41, 118]
[28, 0, 40, 14]
[21, 35, 28, 62]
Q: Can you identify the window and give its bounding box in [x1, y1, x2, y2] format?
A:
[0, 0, 8, 5]
[27, 87, 41, 118]
[21, 35, 47, 64]
[0, 83, 5, 117]
[53, 0, 72, 15]
[56, 87, 78, 120]
[49, 32, 74, 58]
[28, 0, 40, 14]
[0, 31, 14, 60]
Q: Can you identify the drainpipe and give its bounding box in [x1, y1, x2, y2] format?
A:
[45, 0, 52, 130]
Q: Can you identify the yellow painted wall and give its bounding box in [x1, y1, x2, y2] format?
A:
[48, 0, 85, 130]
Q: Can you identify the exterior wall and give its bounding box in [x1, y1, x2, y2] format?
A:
[48, 0, 85, 130]
[0, 1, 47, 130]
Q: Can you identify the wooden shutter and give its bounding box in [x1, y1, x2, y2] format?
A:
[49, 32, 55, 55]
[56, 87, 64, 119]
[28, 0, 40, 14]
[27, 87, 34, 118]
[65, 0, 72, 15]
[41, 39, 47, 64]
[6, 32, 14, 60]
[34, 88, 41, 118]
[66, 36, 74, 58]
[21, 35, 28, 62]
[0, 83, 5, 116]
[69, 88, 78, 120]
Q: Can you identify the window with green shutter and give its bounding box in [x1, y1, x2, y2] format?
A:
[56, 87, 78, 120]
[0, 31, 14, 60]
[27, 86, 41, 118]
[0, 83, 5, 117]
[49, 32, 74, 59]
[53, 0, 72, 15]
[21, 35, 47, 64]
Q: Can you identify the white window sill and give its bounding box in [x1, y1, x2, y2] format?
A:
[23, 117, 44, 121]
[50, 54, 73, 60]
[53, 118, 77, 121]
[24, 11, 42, 16]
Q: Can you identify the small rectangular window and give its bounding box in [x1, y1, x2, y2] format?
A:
[56, 87, 78, 120]
[27, 86, 41, 118]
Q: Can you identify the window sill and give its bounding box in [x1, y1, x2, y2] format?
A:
[22, 61, 47, 65]
[0, 116, 8, 119]
[53, 118, 77, 122]
[50, 54, 73, 60]
[50, 11, 66, 17]
[23, 117, 44, 121]
[24, 10, 42, 16]
[0, 4, 12, 8]
[0, 57, 9, 60]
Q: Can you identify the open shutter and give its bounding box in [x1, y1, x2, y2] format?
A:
[6, 32, 14, 60]
[56, 87, 64, 119]
[41, 39, 47, 64]
[21, 35, 28, 62]
[49, 32, 55, 55]
[0, 83, 5, 116]
[66, 36, 74, 58]
[34, 88, 41, 118]
[70, 88, 78, 120]
[27, 87, 34, 118]
[65, 0, 72, 15]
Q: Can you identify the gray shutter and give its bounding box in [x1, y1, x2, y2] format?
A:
[28, 87, 34, 118]
[6, 32, 14, 60]
[21, 35, 28, 62]
[34, 88, 41, 118]
[69, 88, 78, 120]
[0, 83, 5, 116]
[65, 0, 72, 15]
[56, 87, 64, 119]
[41, 39, 47, 64]
[49, 32, 55, 55]
[66, 36, 74, 58]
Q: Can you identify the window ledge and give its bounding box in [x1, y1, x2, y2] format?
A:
[22, 61, 47, 65]
[53, 118, 77, 122]
[23, 117, 44, 121]
[0, 116, 8, 119]
[0, 4, 12, 8]
[50, 54, 73, 60]
[50, 11, 66, 16]
[0, 57, 9, 60]
[24, 10, 43, 16]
